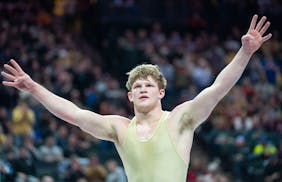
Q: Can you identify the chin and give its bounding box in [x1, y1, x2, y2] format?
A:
[135, 103, 155, 113]
[137, 107, 151, 113]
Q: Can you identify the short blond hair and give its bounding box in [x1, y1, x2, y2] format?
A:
[126, 64, 167, 91]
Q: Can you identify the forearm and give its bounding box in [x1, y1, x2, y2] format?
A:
[29, 81, 80, 126]
[213, 47, 252, 96]
[181, 15, 271, 128]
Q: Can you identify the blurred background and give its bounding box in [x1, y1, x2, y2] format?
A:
[0, 0, 281, 182]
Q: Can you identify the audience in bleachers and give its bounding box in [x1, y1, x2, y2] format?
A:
[0, 1, 281, 182]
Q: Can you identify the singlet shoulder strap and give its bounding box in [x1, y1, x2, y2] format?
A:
[159, 111, 170, 123]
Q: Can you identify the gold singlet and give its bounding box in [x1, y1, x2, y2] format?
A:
[117, 111, 188, 182]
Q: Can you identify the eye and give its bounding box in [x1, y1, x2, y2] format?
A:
[133, 84, 141, 89]
[146, 84, 154, 87]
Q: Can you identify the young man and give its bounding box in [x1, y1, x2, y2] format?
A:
[1, 15, 271, 182]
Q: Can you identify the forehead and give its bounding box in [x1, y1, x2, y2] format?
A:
[132, 76, 157, 85]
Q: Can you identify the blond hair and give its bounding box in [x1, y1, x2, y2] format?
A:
[126, 64, 167, 91]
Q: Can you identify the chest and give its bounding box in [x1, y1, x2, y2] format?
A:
[124, 122, 172, 161]
[135, 122, 159, 141]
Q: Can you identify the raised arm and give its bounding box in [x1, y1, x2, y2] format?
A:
[1, 59, 127, 142]
[176, 15, 272, 130]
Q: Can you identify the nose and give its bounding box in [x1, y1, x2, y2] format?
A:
[140, 85, 147, 93]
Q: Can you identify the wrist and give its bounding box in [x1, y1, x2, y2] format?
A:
[28, 80, 39, 94]
[239, 47, 253, 58]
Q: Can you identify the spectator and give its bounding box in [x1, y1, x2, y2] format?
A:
[23, 137, 40, 160]
[0, 135, 18, 159]
[190, 57, 213, 90]
[56, 125, 69, 150]
[231, 135, 249, 181]
[64, 157, 86, 182]
[253, 137, 278, 157]
[105, 159, 127, 182]
[12, 100, 35, 139]
[39, 136, 63, 163]
[0, 158, 14, 182]
[13, 146, 37, 182]
[0, 1, 281, 181]
[187, 158, 204, 181]
[63, 134, 84, 158]
[4, 151, 18, 181]
[77, 178, 88, 182]
[264, 155, 282, 182]
[1, 14, 276, 182]
[0, 125, 6, 145]
[83, 155, 107, 182]
[41, 175, 54, 182]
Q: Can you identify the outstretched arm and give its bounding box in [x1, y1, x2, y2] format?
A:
[1, 60, 126, 142]
[176, 15, 272, 129]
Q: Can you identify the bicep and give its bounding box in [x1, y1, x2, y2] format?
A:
[192, 85, 222, 119]
[74, 109, 117, 142]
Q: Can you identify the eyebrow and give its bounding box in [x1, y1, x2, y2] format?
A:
[133, 80, 153, 85]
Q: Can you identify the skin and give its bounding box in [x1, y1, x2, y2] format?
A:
[1, 15, 272, 165]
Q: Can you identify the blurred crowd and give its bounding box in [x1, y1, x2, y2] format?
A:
[0, 0, 281, 182]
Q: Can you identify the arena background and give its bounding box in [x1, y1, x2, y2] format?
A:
[0, 0, 281, 182]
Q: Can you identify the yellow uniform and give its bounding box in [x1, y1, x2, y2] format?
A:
[117, 111, 188, 182]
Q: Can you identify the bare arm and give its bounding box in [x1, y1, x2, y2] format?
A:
[176, 15, 272, 130]
[1, 60, 124, 142]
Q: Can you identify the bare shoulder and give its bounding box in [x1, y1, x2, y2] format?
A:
[107, 115, 131, 127]
[106, 115, 131, 143]
[169, 100, 194, 121]
[79, 112, 131, 143]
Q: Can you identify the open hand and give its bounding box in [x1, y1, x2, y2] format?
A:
[241, 15, 272, 54]
[1, 59, 34, 92]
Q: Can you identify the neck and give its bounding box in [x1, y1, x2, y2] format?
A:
[134, 106, 163, 125]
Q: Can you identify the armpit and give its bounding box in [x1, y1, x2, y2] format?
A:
[179, 113, 196, 133]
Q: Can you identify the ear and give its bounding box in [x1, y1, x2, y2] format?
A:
[159, 89, 165, 99]
[127, 91, 133, 102]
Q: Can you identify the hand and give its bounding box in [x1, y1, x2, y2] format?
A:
[241, 15, 272, 54]
[1, 59, 34, 92]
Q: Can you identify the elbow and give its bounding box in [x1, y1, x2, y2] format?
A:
[212, 83, 230, 101]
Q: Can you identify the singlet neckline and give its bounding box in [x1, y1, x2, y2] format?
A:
[133, 111, 167, 142]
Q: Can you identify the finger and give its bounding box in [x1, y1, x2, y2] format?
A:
[4, 64, 18, 75]
[262, 33, 272, 42]
[259, 21, 270, 35]
[255, 16, 267, 32]
[1, 71, 16, 81]
[248, 14, 258, 32]
[9, 59, 23, 72]
[2, 81, 16, 87]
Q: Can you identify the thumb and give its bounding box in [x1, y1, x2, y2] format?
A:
[241, 34, 251, 42]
